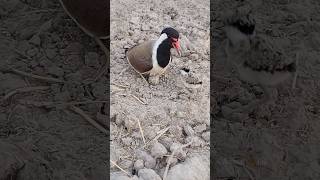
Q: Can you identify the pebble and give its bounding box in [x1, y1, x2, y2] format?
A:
[110, 172, 132, 180]
[169, 143, 186, 160]
[186, 136, 205, 147]
[135, 150, 156, 169]
[165, 153, 210, 180]
[138, 168, 161, 180]
[169, 126, 183, 139]
[150, 142, 168, 158]
[134, 159, 144, 171]
[124, 118, 136, 132]
[166, 156, 178, 167]
[183, 124, 195, 136]
[159, 137, 173, 150]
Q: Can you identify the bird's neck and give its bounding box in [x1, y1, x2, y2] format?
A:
[154, 34, 172, 68]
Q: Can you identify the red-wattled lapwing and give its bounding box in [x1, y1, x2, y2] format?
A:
[126, 27, 182, 84]
[222, 5, 298, 114]
[59, 0, 109, 81]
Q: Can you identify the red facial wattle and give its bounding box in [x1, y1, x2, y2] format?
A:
[171, 38, 181, 56]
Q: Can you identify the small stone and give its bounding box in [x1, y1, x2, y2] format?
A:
[176, 111, 185, 118]
[194, 124, 207, 133]
[135, 150, 156, 169]
[134, 159, 144, 171]
[183, 125, 195, 136]
[169, 126, 183, 139]
[128, 30, 134, 36]
[169, 143, 186, 160]
[144, 126, 160, 140]
[166, 153, 210, 180]
[124, 118, 136, 132]
[120, 159, 133, 170]
[150, 142, 167, 158]
[138, 168, 161, 180]
[159, 137, 173, 150]
[166, 157, 178, 167]
[186, 136, 205, 147]
[115, 113, 125, 126]
[201, 131, 210, 142]
[110, 172, 132, 180]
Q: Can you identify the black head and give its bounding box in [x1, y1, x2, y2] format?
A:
[231, 17, 255, 35]
[161, 27, 179, 39]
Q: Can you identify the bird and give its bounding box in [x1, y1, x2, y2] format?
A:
[126, 27, 182, 84]
[222, 5, 298, 114]
[59, 0, 109, 81]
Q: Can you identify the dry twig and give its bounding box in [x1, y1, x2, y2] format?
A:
[110, 160, 131, 177]
[69, 106, 108, 136]
[135, 117, 146, 145]
[143, 127, 170, 148]
[2, 86, 50, 101]
[10, 68, 65, 83]
[163, 141, 193, 180]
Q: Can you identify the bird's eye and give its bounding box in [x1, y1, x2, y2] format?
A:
[171, 38, 178, 42]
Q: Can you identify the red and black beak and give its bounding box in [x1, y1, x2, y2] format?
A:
[171, 38, 182, 56]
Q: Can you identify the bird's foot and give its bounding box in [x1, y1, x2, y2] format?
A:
[148, 75, 160, 85]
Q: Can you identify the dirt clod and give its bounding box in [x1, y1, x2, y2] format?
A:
[138, 168, 162, 180]
[150, 141, 168, 158]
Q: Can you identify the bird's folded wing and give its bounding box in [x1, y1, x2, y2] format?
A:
[126, 40, 155, 73]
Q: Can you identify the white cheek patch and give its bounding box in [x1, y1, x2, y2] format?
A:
[150, 33, 169, 76]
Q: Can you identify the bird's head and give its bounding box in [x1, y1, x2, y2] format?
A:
[161, 27, 181, 56]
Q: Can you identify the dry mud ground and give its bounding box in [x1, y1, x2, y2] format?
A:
[0, 0, 108, 179]
[212, 0, 320, 179]
[110, 0, 210, 179]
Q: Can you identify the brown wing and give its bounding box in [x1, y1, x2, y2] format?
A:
[126, 40, 155, 73]
[59, 0, 109, 38]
